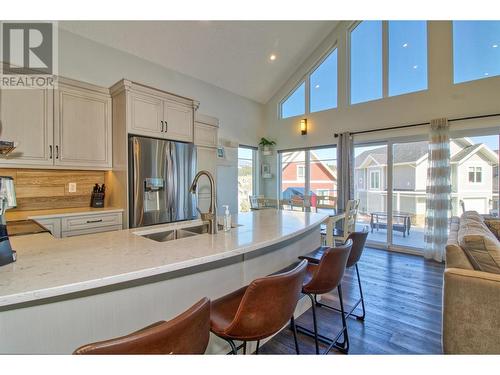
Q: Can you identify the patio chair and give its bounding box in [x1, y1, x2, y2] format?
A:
[249, 195, 264, 210]
[316, 195, 336, 213]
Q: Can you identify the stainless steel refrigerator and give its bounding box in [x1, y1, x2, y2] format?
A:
[129, 136, 197, 228]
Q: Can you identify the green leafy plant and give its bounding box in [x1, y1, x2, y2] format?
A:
[259, 137, 276, 147]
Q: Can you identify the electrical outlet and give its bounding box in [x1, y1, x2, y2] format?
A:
[68, 182, 77, 193]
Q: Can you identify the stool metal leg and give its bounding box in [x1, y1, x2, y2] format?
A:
[223, 338, 238, 354]
[255, 340, 260, 354]
[355, 264, 366, 320]
[290, 316, 300, 354]
[243, 341, 247, 354]
[315, 264, 366, 321]
[334, 284, 349, 353]
[308, 293, 320, 354]
[295, 289, 350, 354]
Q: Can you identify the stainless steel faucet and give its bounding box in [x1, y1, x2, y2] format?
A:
[189, 170, 218, 234]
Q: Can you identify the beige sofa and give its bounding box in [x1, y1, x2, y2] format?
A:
[444, 211, 500, 354]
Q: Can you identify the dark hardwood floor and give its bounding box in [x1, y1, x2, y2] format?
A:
[260, 247, 445, 354]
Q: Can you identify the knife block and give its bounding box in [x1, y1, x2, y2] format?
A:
[90, 192, 105, 208]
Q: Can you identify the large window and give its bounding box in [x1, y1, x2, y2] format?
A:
[280, 82, 305, 119]
[310, 49, 338, 112]
[279, 146, 337, 210]
[388, 21, 428, 96]
[350, 21, 383, 104]
[453, 21, 500, 84]
[238, 146, 256, 212]
[350, 21, 428, 104]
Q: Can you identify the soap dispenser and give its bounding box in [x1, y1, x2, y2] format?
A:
[222, 205, 231, 232]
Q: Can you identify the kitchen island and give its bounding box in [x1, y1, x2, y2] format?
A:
[0, 209, 327, 354]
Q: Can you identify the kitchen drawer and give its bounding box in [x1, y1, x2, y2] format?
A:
[62, 225, 122, 237]
[61, 212, 123, 232]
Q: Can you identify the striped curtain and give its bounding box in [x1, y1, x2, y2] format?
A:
[337, 132, 354, 211]
[424, 118, 451, 262]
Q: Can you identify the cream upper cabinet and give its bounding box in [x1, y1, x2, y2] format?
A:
[129, 91, 163, 137]
[196, 146, 218, 213]
[164, 100, 193, 142]
[0, 88, 54, 166]
[54, 79, 112, 169]
[194, 114, 219, 213]
[0, 77, 112, 170]
[111, 80, 197, 143]
[194, 114, 219, 148]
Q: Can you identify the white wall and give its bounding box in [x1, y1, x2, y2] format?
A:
[58, 29, 264, 214]
[262, 21, 500, 198]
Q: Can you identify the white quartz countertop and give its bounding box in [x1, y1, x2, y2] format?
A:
[0, 210, 327, 308]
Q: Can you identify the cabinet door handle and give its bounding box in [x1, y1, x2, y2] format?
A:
[165, 121, 168, 132]
[55, 145, 59, 159]
[86, 219, 103, 224]
[49, 145, 53, 159]
[161, 120, 164, 132]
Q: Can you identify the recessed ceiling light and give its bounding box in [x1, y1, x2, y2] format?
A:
[493, 44, 499, 48]
[269, 54, 277, 61]
[315, 84, 320, 89]
[484, 72, 489, 76]
[402, 43, 408, 48]
[413, 65, 418, 69]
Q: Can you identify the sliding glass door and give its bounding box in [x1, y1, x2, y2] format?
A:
[354, 143, 388, 245]
[354, 132, 499, 252]
[391, 140, 428, 249]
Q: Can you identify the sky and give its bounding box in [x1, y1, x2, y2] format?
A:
[281, 20, 500, 117]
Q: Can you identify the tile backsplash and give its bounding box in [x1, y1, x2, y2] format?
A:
[0, 169, 105, 211]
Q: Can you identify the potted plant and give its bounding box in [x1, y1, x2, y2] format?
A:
[259, 137, 276, 155]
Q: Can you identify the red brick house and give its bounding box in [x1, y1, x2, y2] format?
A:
[281, 151, 337, 199]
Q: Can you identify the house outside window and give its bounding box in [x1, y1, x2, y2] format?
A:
[370, 170, 381, 190]
[469, 166, 483, 183]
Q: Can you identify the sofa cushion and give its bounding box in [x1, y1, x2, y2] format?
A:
[458, 215, 500, 274]
[484, 219, 500, 240]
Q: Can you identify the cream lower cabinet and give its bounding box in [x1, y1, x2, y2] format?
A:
[112, 80, 197, 143]
[32, 211, 123, 238]
[0, 88, 54, 166]
[0, 77, 112, 170]
[34, 217, 62, 238]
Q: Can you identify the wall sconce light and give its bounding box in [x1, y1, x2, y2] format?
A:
[300, 118, 307, 135]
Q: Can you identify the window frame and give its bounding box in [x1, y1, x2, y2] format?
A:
[348, 20, 429, 106]
[369, 169, 381, 190]
[237, 145, 258, 212]
[308, 45, 339, 114]
[277, 144, 337, 202]
[468, 166, 483, 183]
[279, 80, 306, 119]
[452, 21, 500, 85]
[297, 164, 305, 180]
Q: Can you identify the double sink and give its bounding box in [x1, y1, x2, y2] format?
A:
[140, 223, 209, 242]
[138, 222, 240, 243]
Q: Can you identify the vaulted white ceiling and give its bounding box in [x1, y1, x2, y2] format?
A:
[59, 21, 339, 103]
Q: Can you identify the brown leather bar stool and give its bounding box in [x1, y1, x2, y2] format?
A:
[295, 240, 352, 354]
[300, 230, 369, 320]
[210, 260, 308, 354]
[73, 297, 210, 354]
